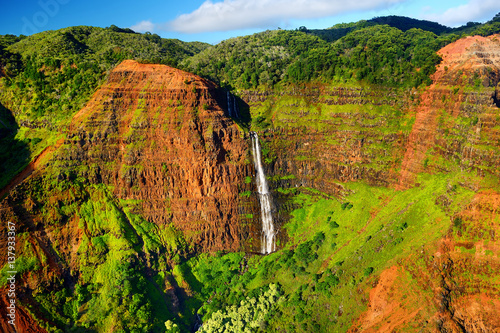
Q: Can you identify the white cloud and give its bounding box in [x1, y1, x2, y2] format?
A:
[421, 0, 500, 27]
[130, 20, 156, 33]
[166, 0, 405, 33]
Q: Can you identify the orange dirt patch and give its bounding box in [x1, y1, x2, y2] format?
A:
[396, 83, 442, 189]
[348, 266, 426, 332]
[450, 294, 500, 332]
[434, 34, 500, 86]
[0, 289, 47, 333]
[396, 34, 500, 190]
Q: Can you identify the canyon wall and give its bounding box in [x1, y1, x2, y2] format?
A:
[61, 60, 253, 252]
[0, 34, 499, 331]
[237, 34, 500, 332]
[0, 60, 262, 330]
[240, 35, 500, 195]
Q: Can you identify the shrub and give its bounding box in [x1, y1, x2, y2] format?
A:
[341, 202, 353, 210]
[329, 221, 340, 228]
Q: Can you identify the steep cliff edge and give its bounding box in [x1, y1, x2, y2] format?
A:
[241, 35, 500, 195]
[62, 59, 251, 252]
[240, 84, 413, 199]
[0, 60, 255, 331]
[1, 32, 500, 332]
[348, 35, 500, 332]
[230, 34, 500, 332]
[397, 34, 500, 190]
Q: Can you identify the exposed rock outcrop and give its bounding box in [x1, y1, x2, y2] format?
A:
[349, 35, 500, 332]
[240, 84, 411, 199]
[434, 34, 500, 87]
[398, 34, 500, 189]
[1, 33, 500, 332]
[61, 60, 253, 252]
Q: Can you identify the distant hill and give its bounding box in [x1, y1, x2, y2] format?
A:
[0, 26, 210, 191]
[183, 14, 500, 90]
[303, 16, 450, 42]
[0, 25, 210, 123]
[302, 14, 500, 43]
[8, 25, 209, 65]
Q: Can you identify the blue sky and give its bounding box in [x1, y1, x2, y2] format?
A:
[1, 0, 500, 44]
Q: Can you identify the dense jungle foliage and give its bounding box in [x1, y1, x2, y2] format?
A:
[182, 13, 500, 89]
[1, 13, 500, 332]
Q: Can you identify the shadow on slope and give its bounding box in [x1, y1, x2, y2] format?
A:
[0, 101, 30, 193]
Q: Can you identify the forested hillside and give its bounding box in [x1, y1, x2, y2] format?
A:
[0, 26, 209, 190]
[0, 13, 500, 333]
[182, 13, 500, 89]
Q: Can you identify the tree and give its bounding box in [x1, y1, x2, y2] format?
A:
[165, 320, 181, 333]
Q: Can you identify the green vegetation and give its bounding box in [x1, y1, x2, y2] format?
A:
[183, 29, 325, 89]
[0, 25, 209, 191]
[1, 12, 500, 333]
[183, 14, 500, 90]
[198, 284, 282, 333]
[162, 172, 476, 332]
[5, 173, 188, 331]
[2, 25, 208, 125]
[302, 16, 451, 42]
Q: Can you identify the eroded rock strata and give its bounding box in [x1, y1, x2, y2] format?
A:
[59, 60, 253, 252]
[0, 60, 259, 330]
[0, 33, 500, 331]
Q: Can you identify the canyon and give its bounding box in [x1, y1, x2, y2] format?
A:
[0, 31, 499, 332]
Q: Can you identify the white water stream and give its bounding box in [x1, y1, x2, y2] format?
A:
[250, 132, 275, 254]
[226, 91, 240, 119]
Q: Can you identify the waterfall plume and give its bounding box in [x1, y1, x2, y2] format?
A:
[250, 132, 275, 254]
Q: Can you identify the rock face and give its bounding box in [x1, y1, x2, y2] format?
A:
[61, 60, 253, 252]
[237, 35, 500, 196]
[240, 85, 411, 199]
[397, 34, 500, 189]
[0, 35, 500, 331]
[346, 35, 500, 332]
[434, 34, 500, 86]
[0, 60, 264, 331]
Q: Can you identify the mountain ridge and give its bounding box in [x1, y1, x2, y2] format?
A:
[0, 14, 500, 332]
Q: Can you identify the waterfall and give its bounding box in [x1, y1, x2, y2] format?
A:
[226, 91, 240, 119]
[232, 94, 240, 118]
[227, 91, 233, 117]
[250, 132, 275, 254]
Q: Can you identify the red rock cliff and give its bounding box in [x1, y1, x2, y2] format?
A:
[65, 60, 252, 251]
[398, 34, 500, 189]
[0, 60, 258, 330]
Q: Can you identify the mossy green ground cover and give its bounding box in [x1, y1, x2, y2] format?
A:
[0, 81, 494, 333]
[170, 170, 476, 332]
[1, 16, 500, 331]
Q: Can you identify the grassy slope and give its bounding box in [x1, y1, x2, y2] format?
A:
[1, 16, 500, 333]
[175, 171, 479, 331]
[172, 84, 491, 332]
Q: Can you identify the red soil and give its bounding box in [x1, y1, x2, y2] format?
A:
[350, 190, 500, 332]
[0, 289, 47, 333]
[434, 34, 500, 86]
[348, 266, 424, 333]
